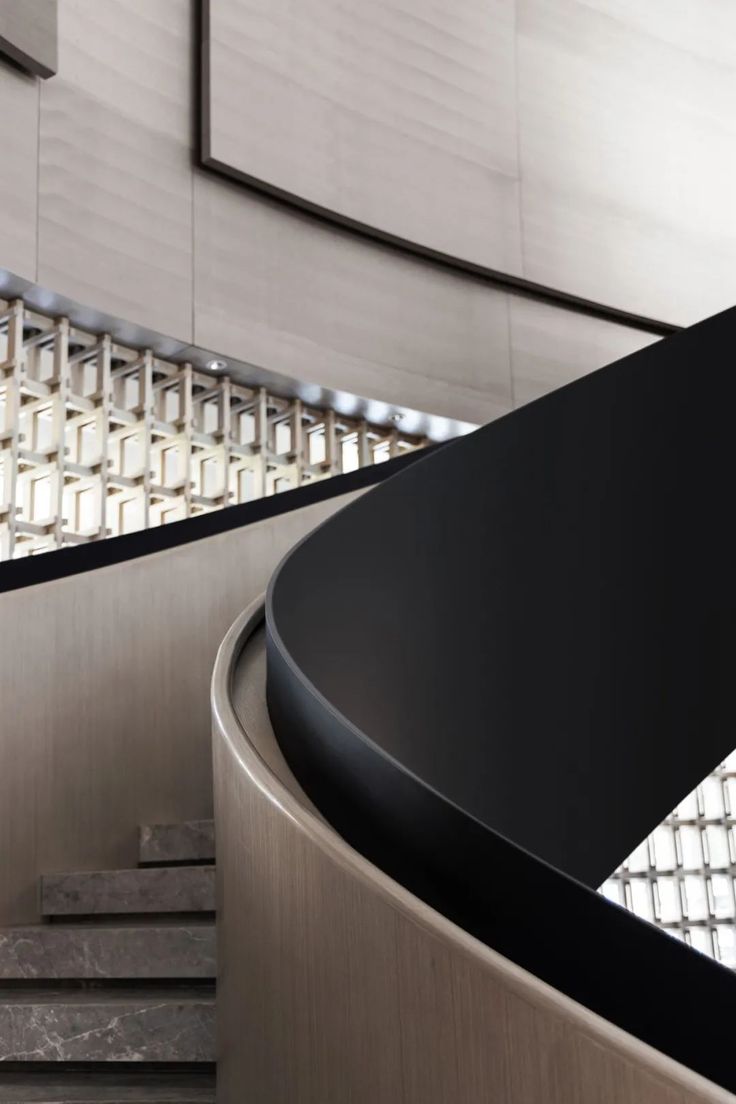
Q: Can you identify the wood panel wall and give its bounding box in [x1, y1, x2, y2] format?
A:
[207, 0, 736, 327]
[0, 0, 658, 429]
[0, 490, 360, 925]
[212, 610, 735, 1104]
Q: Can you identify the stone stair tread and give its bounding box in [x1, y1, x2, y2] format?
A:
[0, 988, 215, 1062]
[0, 1070, 215, 1102]
[138, 823, 214, 866]
[0, 985, 213, 1003]
[0, 925, 216, 979]
[41, 868, 215, 917]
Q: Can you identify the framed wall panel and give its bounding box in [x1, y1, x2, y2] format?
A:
[202, 0, 736, 330]
[202, 0, 522, 274]
[517, 0, 736, 326]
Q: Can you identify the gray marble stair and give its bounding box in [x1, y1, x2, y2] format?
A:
[138, 822, 214, 866]
[0, 1070, 215, 1103]
[0, 989, 215, 1062]
[0, 819, 217, 1098]
[41, 867, 215, 918]
[0, 924, 215, 980]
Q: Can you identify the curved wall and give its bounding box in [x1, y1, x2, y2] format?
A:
[262, 306, 736, 1092]
[0, 481, 365, 925]
[204, 0, 736, 327]
[0, 0, 660, 431]
[213, 605, 734, 1103]
[204, 0, 522, 274]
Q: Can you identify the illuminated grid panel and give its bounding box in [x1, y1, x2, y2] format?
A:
[601, 751, 736, 969]
[0, 299, 429, 561]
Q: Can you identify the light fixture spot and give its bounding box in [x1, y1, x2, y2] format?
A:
[389, 412, 405, 423]
[206, 357, 228, 372]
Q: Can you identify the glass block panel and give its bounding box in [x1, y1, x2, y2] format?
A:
[656, 878, 681, 923]
[626, 839, 650, 874]
[688, 928, 714, 958]
[710, 876, 734, 920]
[716, 926, 736, 968]
[600, 880, 624, 907]
[683, 876, 708, 921]
[75, 487, 95, 532]
[652, 826, 676, 872]
[31, 475, 52, 521]
[629, 879, 654, 922]
[702, 778, 725, 819]
[309, 428, 326, 465]
[705, 825, 730, 869]
[604, 745, 736, 970]
[675, 788, 699, 820]
[726, 778, 736, 817]
[678, 826, 703, 870]
[341, 436, 360, 473]
[3, 300, 431, 562]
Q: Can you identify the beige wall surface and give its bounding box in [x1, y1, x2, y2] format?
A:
[516, 0, 736, 326]
[0, 490, 360, 925]
[207, 0, 523, 274]
[207, 0, 736, 328]
[213, 613, 734, 1104]
[0, 0, 660, 427]
[0, 63, 38, 282]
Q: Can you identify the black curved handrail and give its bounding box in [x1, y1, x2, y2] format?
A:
[266, 305, 736, 1093]
[0, 448, 431, 595]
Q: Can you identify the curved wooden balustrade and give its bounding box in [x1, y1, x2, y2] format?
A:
[263, 306, 736, 1093]
[212, 600, 734, 1103]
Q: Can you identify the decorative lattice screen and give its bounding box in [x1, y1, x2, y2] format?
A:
[0, 298, 427, 560]
[601, 752, 736, 969]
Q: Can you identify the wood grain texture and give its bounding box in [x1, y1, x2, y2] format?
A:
[509, 296, 659, 407]
[0, 0, 676, 430]
[204, 0, 736, 328]
[0, 489, 361, 925]
[37, 0, 193, 339]
[193, 171, 513, 426]
[517, 0, 736, 326]
[206, 0, 522, 273]
[213, 612, 734, 1104]
[0, 61, 39, 282]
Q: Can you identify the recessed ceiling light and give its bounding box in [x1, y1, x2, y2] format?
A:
[389, 412, 404, 423]
[206, 358, 228, 372]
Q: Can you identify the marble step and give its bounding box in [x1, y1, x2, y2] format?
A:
[0, 988, 214, 1062]
[41, 868, 215, 918]
[138, 822, 214, 866]
[0, 1070, 215, 1102]
[0, 924, 216, 980]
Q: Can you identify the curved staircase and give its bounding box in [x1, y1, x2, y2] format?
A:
[0, 821, 216, 1103]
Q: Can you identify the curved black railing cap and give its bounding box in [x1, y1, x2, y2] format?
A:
[265, 305, 736, 1091]
[267, 304, 736, 892]
[266, 600, 736, 1090]
[0, 448, 432, 595]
